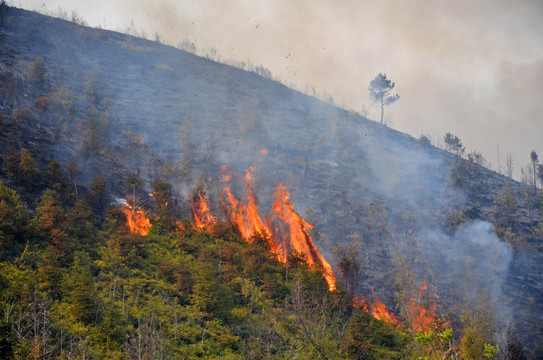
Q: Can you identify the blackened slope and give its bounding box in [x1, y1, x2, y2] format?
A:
[1, 6, 542, 354]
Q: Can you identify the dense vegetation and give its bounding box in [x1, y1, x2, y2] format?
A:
[0, 4, 541, 358]
[0, 173, 417, 359]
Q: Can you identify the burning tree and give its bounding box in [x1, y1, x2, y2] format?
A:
[220, 166, 337, 291]
[368, 73, 399, 125]
[190, 190, 217, 230]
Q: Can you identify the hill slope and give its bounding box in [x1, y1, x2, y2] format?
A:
[1, 5, 542, 356]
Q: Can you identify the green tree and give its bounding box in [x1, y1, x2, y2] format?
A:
[19, 148, 39, 191]
[368, 73, 399, 125]
[50, 85, 78, 131]
[87, 175, 107, 215]
[151, 179, 174, 232]
[494, 185, 517, 228]
[0, 182, 28, 259]
[191, 258, 235, 321]
[27, 56, 49, 90]
[444, 132, 465, 159]
[33, 190, 72, 261]
[66, 252, 99, 325]
[65, 200, 95, 249]
[0, 319, 17, 359]
[2, 150, 20, 184]
[44, 158, 67, 192]
[416, 134, 432, 147]
[65, 158, 81, 200]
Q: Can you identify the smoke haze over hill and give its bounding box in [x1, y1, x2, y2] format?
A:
[1, 5, 543, 356]
[10, 0, 543, 180]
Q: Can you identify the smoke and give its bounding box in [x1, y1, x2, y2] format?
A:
[11, 0, 543, 179]
[3, 4, 528, 347]
[418, 221, 512, 331]
[333, 113, 514, 339]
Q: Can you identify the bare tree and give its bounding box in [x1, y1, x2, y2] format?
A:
[506, 154, 514, 179]
[530, 150, 538, 192]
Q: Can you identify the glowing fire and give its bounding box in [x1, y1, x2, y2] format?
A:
[221, 165, 232, 182]
[220, 166, 337, 291]
[260, 148, 268, 155]
[405, 280, 441, 332]
[191, 190, 217, 230]
[271, 184, 336, 291]
[221, 167, 273, 243]
[354, 292, 399, 326]
[119, 196, 152, 235]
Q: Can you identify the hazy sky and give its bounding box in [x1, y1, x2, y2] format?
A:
[11, 0, 543, 180]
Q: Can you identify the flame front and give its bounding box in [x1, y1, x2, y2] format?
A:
[354, 293, 399, 326]
[219, 166, 336, 291]
[221, 168, 273, 242]
[119, 196, 152, 236]
[271, 184, 336, 291]
[405, 280, 441, 332]
[191, 190, 217, 230]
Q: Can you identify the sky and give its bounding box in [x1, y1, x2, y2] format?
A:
[10, 0, 543, 180]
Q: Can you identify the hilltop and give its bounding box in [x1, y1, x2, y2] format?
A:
[0, 5, 542, 358]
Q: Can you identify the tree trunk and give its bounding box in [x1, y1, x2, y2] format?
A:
[380, 97, 384, 124]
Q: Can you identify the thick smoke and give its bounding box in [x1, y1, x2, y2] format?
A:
[342, 119, 513, 340]
[418, 221, 512, 330]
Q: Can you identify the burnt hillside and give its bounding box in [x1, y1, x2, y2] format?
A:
[1, 5, 542, 356]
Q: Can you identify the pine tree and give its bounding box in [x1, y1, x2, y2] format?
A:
[0, 182, 28, 259]
[368, 73, 399, 125]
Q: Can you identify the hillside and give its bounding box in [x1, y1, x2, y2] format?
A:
[1, 5, 542, 358]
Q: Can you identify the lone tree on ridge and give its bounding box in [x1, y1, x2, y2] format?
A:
[368, 73, 399, 125]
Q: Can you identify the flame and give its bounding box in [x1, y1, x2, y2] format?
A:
[221, 165, 232, 182]
[119, 196, 152, 235]
[191, 190, 217, 230]
[271, 184, 336, 291]
[260, 148, 268, 155]
[220, 166, 336, 291]
[405, 280, 441, 332]
[354, 293, 399, 326]
[221, 167, 273, 243]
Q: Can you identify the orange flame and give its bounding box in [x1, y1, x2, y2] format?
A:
[220, 166, 336, 291]
[119, 196, 152, 235]
[271, 184, 336, 291]
[222, 167, 273, 243]
[354, 293, 399, 326]
[221, 165, 232, 182]
[191, 190, 217, 230]
[406, 280, 441, 332]
[260, 148, 268, 155]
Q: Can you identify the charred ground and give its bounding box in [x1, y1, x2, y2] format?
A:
[1, 5, 542, 357]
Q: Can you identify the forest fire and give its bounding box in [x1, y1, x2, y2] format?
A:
[220, 166, 337, 291]
[221, 167, 274, 243]
[354, 293, 399, 326]
[352, 282, 442, 332]
[405, 281, 441, 332]
[190, 190, 217, 230]
[119, 196, 152, 236]
[271, 184, 336, 291]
